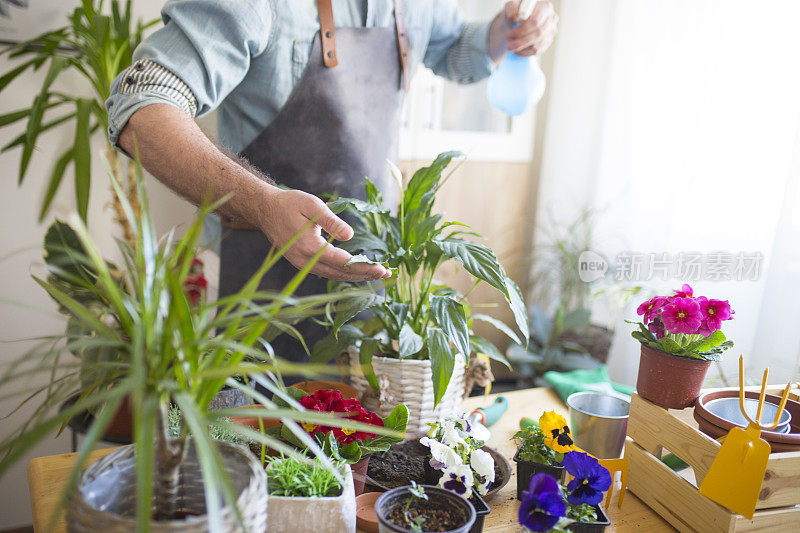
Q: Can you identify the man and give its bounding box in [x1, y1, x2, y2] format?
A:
[107, 0, 558, 360]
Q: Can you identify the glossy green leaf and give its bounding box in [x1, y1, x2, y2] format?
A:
[470, 335, 511, 368]
[359, 337, 381, 391]
[433, 239, 507, 291]
[403, 151, 462, 215]
[427, 326, 455, 406]
[471, 313, 521, 345]
[398, 323, 423, 357]
[429, 294, 470, 361]
[504, 276, 530, 343]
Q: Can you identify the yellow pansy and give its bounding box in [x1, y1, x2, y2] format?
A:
[539, 411, 576, 453]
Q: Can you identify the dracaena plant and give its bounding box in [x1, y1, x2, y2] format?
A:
[311, 151, 529, 404]
[0, 0, 157, 242]
[0, 159, 401, 530]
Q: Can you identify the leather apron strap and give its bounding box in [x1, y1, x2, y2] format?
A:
[316, 0, 410, 90]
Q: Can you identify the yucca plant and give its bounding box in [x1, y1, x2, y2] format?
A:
[0, 0, 157, 242]
[312, 152, 530, 404]
[0, 159, 401, 531]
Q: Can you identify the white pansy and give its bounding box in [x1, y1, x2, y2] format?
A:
[420, 436, 463, 470]
[470, 448, 495, 483]
[468, 422, 491, 443]
[440, 462, 475, 499]
[441, 418, 466, 447]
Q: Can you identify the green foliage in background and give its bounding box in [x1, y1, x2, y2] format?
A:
[0, 0, 155, 225]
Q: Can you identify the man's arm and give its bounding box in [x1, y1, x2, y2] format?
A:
[119, 104, 390, 282]
[423, 0, 558, 83]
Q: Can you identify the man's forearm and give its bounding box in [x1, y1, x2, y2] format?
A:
[118, 103, 276, 229]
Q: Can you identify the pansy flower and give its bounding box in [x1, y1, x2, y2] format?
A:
[519, 473, 567, 532]
[539, 411, 576, 453]
[440, 463, 475, 499]
[420, 436, 463, 470]
[470, 448, 495, 495]
[563, 451, 612, 506]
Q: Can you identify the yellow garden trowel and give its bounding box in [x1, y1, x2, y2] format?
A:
[698, 356, 792, 519]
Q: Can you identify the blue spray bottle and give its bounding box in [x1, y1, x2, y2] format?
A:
[486, 0, 546, 116]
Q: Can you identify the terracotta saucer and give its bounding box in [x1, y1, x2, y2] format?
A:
[356, 491, 381, 533]
[693, 389, 800, 452]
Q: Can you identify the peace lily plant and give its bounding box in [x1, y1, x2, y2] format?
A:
[312, 152, 529, 411]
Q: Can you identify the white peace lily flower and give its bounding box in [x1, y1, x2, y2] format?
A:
[420, 437, 462, 470]
[440, 462, 474, 499]
[386, 159, 404, 192]
[470, 448, 495, 484]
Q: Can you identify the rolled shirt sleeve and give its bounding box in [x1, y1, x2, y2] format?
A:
[423, 1, 495, 84]
[105, 0, 276, 146]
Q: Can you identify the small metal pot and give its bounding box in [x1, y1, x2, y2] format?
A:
[567, 391, 630, 459]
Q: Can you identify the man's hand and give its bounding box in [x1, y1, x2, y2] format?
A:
[119, 103, 390, 283]
[489, 1, 558, 61]
[259, 188, 391, 282]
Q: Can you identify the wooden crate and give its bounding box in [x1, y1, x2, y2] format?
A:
[625, 393, 800, 532]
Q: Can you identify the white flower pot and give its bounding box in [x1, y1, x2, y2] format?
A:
[349, 349, 466, 433]
[265, 464, 356, 533]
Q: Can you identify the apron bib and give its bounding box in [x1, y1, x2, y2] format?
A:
[219, 0, 409, 362]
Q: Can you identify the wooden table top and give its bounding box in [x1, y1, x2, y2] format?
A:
[27, 387, 674, 532]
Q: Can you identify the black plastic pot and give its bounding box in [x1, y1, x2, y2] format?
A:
[376, 485, 476, 533]
[513, 448, 565, 500]
[566, 506, 611, 532]
[468, 493, 490, 533]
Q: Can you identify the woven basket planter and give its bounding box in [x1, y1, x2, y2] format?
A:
[266, 464, 356, 533]
[348, 348, 466, 433]
[66, 440, 267, 533]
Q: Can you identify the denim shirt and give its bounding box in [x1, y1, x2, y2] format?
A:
[106, 0, 496, 154]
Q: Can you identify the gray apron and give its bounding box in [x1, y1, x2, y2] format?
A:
[219, 0, 409, 363]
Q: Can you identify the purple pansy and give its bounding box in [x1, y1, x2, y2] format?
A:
[563, 451, 612, 506]
[661, 297, 702, 334]
[518, 473, 567, 532]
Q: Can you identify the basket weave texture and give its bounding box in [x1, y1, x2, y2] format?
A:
[349, 349, 466, 433]
[66, 440, 268, 532]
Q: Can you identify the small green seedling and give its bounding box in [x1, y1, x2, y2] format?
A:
[405, 481, 429, 532]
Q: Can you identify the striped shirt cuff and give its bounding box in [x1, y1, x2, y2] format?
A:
[446, 21, 495, 84]
[117, 59, 198, 117]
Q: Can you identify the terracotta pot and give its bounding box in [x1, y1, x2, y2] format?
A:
[351, 454, 371, 496]
[103, 395, 134, 440]
[636, 344, 711, 409]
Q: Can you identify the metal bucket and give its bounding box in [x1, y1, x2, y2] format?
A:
[567, 391, 631, 459]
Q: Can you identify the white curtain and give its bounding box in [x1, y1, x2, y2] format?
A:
[536, 0, 800, 386]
